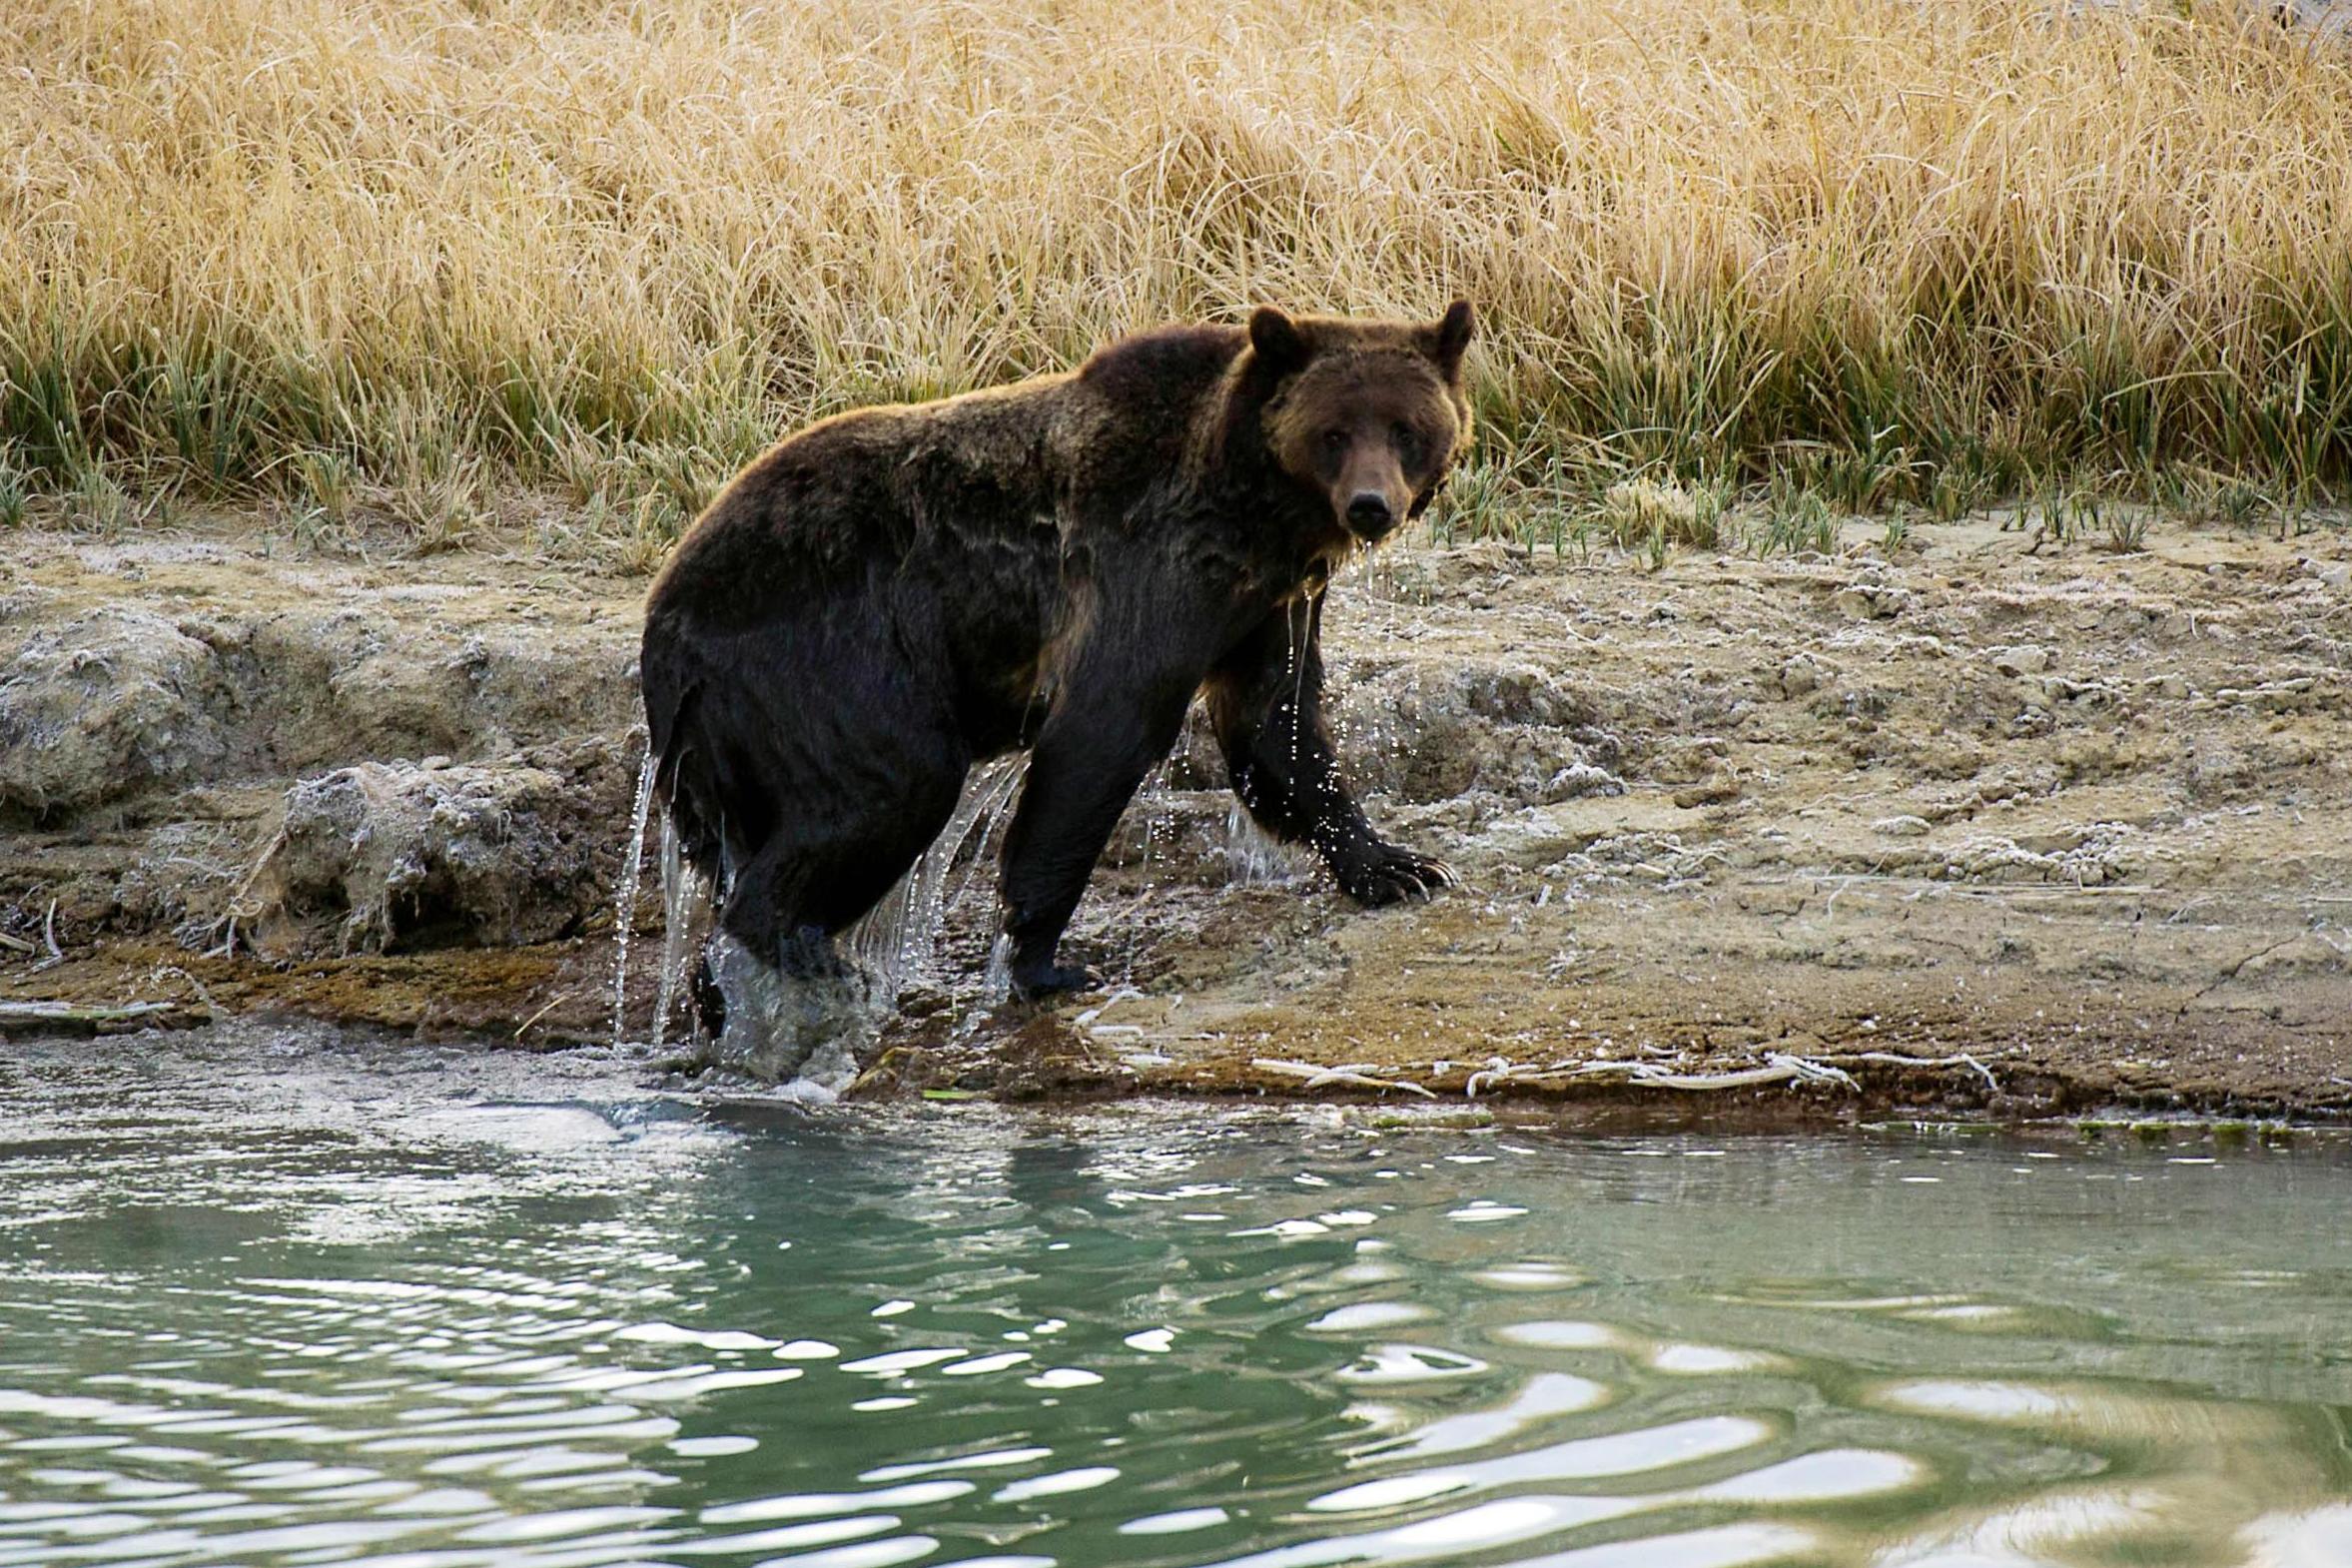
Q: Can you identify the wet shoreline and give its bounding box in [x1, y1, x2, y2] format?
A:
[4, 511, 2349, 1123]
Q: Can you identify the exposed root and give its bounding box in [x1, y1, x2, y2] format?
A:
[34, 900, 63, 970]
[1839, 1050, 2003, 1096]
[1251, 1058, 1438, 1098]
[1462, 1049, 2013, 1098]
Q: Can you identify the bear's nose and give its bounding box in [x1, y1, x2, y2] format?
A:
[1345, 492, 1393, 532]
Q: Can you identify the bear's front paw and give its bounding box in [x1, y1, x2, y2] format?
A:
[1335, 846, 1458, 907]
[1010, 958, 1102, 1002]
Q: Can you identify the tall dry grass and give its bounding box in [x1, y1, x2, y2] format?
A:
[2, 0, 2348, 548]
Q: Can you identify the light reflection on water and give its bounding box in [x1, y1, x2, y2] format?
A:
[3, 1037, 2351, 1567]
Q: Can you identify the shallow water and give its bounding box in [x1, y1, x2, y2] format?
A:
[4, 1040, 2351, 1567]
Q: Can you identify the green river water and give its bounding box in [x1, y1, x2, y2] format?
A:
[2, 1030, 2350, 1568]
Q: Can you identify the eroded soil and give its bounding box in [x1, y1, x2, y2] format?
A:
[4, 508, 2349, 1121]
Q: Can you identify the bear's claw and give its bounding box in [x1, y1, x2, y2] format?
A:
[1338, 847, 1457, 907]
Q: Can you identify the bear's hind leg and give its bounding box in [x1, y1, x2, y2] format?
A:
[716, 758, 970, 980]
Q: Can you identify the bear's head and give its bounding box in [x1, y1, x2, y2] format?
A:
[1252, 300, 1475, 547]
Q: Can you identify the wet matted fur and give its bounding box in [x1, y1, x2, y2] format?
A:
[640, 302, 1475, 1000]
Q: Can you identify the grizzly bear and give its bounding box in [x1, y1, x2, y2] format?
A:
[640, 301, 1475, 1002]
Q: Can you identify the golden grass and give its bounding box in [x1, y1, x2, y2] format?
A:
[2, 0, 2348, 546]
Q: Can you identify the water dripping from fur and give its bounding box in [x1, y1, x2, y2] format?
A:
[1225, 802, 1311, 886]
[845, 754, 1028, 993]
[648, 811, 707, 1056]
[1287, 591, 1311, 775]
[610, 742, 658, 1048]
[689, 755, 1032, 1092]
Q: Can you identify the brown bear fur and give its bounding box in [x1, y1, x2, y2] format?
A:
[641, 301, 1475, 1000]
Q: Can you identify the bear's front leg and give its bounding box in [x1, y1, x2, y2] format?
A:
[997, 632, 1207, 1000]
[1205, 598, 1455, 907]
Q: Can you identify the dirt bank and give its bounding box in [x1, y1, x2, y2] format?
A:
[4, 508, 2349, 1121]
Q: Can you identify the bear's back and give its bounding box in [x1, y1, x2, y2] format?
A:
[648, 321, 1250, 629]
[1074, 323, 1245, 407]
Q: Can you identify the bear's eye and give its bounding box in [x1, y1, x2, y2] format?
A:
[1392, 421, 1424, 458]
[1321, 428, 1348, 453]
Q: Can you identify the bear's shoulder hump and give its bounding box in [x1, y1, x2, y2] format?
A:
[1076, 323, 1245, 401]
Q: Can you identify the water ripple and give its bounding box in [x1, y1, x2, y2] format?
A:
[4, 1065, 2352, 1568]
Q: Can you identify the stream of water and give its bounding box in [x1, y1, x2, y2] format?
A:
[3, 1035, 2349, 1567]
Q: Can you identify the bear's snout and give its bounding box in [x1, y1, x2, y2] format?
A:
[1345, 491, 1395, 536]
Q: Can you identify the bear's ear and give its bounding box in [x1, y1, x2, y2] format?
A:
[1428, 299, 1475, 379]
[1248, 306, 1311, 376]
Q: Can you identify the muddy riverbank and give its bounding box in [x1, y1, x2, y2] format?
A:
[4, 507, 2349, 1121]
